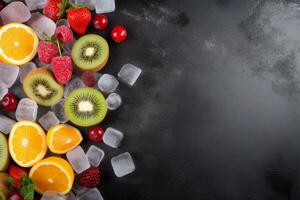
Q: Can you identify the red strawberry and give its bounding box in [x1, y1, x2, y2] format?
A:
[43, 0, 67, 21]
[55, 25, 74, 43]
[9, 165, 28, 188]
[78, 167, 100, 188]
[38, 41, 58, 64]
[67, 7, 92, 35]
[51, 56, 73, 85]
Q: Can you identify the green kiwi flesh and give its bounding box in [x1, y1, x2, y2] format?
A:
[64, 87, 108, 127]
[72, 34, 109, 72]
[0, 132, 9, 172]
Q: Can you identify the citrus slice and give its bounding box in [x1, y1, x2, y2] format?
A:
[0, 23, 38, 65]
[9, 121, 47, 168]
[29, 157, 74, 194]
[47, 124, 83, 154]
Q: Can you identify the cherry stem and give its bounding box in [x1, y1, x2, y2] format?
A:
[56, 39, 62, 57]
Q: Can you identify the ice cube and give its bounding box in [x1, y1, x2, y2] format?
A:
[0, 1, 31, 24]
[64, 78, 84, 98]
[51, 99, 68, 123]
[41, 191, 66, 200]
[103, 127, 124, 148]
[61, 40, 75, 56]
[69, 0, 94, 10]
[97, 74, 119, 93]
[94, 0, 115, 14]
[66, 191, 76, 200]
[27, 12, 56, 39]
[38, 111, 60, 131]
[118, 64, 142, 86]
[76, 188, 103, 200]
[0, 115, 15, 134]
[56, 19, 70, 28]
[66, 146, 90, 174]
[16, 98, 38, 121]
[25, 0, 46, 11]
[0, 62, 19, 88]
[19, 62, 36, 83]
[86, 145, 105, 167]
[106, 93, 122, 110]
[111, 152, 135, 177]
[0, 81, 7, 100]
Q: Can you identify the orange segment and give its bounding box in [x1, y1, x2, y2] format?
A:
[0, 23, 38, 65]
[29, 157, 74, 194]
[47, 124, 83, 154]
[9, 121, 47, 168]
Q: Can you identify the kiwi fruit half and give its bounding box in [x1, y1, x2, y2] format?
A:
[23, 68, 64, 107]
[72, 34, 109, 72]
[64, 87, 108, 127]
[0, 133, 9, 172]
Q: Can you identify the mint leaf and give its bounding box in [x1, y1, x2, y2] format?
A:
[20, 175, 35, 200]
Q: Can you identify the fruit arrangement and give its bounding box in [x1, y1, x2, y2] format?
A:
[0, 0, 139, 199]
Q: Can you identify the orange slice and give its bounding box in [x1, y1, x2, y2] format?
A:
[0, 23, 38, 65]
[29, 157, 74, 194]
[9, 121, 47, 168]
[47, 124, 83, 154]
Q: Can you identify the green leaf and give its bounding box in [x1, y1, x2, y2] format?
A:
[19, 175, 35, 200]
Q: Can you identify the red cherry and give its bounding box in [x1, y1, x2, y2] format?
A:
[1, 93, 18, 112]
[93, 15, 108, 31]
[111, 25, 127, 43]
[87, 126, 104, 142]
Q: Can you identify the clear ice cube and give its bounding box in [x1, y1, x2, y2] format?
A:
[111, 152, 135, 177]
[27, 12, 56, 39]
[38, 111, 60, 131]
[64, 78, 84, 98]
[41, 191, 66, 200]
[0, 81, 7, 100]
[118, 63, 142, 86]
[86, 145, 105, 167]
[19, 62, 36, 83]
[51, 99, 68, 123]
[103, 127, 124, 148]
[66, 146, 90, 174]
[76, 188, 103, 200]
[56, 19, 70, 28]
[66, 191, 76, 200]
[0, 115, 15, 134]
[0, 1, 31, 24]
[97, 74, 119, 93]
[69, 0, 94, 10]
[25, 0, 46, 11]
[94, 0, 115, 14]
[106, 93, 122, 110]
[61, 40, 75, 56]
[16, 98, 38, 122]
[0, 62, 19, 88]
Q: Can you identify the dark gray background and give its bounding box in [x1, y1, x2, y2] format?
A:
[5, 0, 300, 199]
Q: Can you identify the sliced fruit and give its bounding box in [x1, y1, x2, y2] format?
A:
[9, 121, 47, 168]
[0, 23, 38, 65]
[0, 132, 9, 172]
[47, 124, 83, 154]
[23, 68, 64, 107]
[64, 87, 108, 127]
[71, 34, 109, 72]
[29, 157, 74, 195]
[0, 172, 12, 199]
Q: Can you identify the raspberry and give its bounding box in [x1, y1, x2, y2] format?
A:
[81, 71, 97, 87]
[38, 41, 58, 64]
[55, 25, 74, 43]
[78, 167, 100, 188]
[51, 56, 73, 85]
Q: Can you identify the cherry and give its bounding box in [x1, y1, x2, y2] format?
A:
[111, 25, 127, 43]
[1, 93, 17, 112]
[87, 126, 104, 142]
[93, 15, 108, 31]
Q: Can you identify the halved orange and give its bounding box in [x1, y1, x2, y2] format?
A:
[47, 124, 83, 154]
[9, 121, 47, 168]
[0, 23, 38, 65]
[29, 157, 74, 194]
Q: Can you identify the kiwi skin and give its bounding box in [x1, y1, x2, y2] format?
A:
[0, 133, 9, 172]
[23, 68, 64, 107]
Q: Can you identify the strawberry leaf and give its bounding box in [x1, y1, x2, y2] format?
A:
[19, 174, 34, 200]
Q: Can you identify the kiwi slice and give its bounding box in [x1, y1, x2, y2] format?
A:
[72, 34, 109, 72]
[23, 68, 64, 107]
[0, 133, 9, 172]
[64, 87, 108, 127]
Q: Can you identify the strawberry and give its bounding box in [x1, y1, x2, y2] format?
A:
[67, 7, 92, 35]
[43, 0, 68, 21]
[8, 165, 28, 188]
[78, 167, 100, 188]
[51, 56, 73, 85]
[38, 41, 58, 64]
